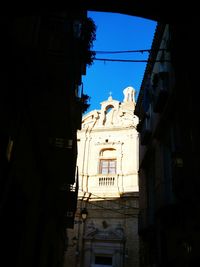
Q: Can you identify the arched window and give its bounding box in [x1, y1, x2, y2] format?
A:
[105, 104, 114, 115]
[99, 148, 116, 175]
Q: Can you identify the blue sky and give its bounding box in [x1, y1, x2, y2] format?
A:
[82, 11, 157, 113]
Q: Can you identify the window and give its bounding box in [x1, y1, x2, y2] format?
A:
[99, 159, 116, 174]
[105, 105, 114, 115]
[99, 148, 117, 175]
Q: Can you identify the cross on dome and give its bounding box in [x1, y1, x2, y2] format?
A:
[108, 91, 113, 100]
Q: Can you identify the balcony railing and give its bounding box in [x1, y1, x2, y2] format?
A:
[98, 176, 115, 186]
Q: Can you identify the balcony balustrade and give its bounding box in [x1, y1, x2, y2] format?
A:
[98, 176, 115, 186]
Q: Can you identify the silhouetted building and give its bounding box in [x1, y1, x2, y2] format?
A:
[0, 10, 95, 267]
[135, 22, 200, 267]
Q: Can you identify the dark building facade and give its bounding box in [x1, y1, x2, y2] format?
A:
[0, 10, 95, 267]
[0, 3, 199, 267]
[135, 22, 200, 267]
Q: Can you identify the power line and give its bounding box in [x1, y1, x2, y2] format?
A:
[93, 48, 168, 54]
[94, 49, 150, 54]
[92, 48, 170, 63]
[79, 189, 138, 211]
[94, 58, 171, 63]
[85, 198, 137, 218]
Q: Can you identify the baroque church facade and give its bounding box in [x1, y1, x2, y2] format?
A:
[65, 86, 139, 267]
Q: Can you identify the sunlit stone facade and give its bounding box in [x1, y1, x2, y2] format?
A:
[65, 86, 139, 267]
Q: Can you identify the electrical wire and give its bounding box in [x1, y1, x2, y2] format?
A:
[92, 48, 170, 63]
[85, 197, 137, 218]
[94, 58, 171, 63]
[78, 189, 138, 211]
[94, 49, 151, 54]
[92, 48, 168, 54]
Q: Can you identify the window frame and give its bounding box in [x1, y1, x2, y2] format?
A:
[99, 158, 116, 175]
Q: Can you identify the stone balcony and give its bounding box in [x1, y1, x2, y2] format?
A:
[87, 175, 119, 197]
[80, 174, 138, 198]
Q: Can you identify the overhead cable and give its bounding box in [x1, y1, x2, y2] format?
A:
[94, 58, 171, 63]
[92, 48, 168, 54]
[79, 189, 138, 210]
[86, 198, 137, 218]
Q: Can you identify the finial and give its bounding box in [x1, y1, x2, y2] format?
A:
[108, 91, 112, 100]
[123, 86, 135, 103]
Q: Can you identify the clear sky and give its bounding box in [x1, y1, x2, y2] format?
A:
[82, 11, 157, 113]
